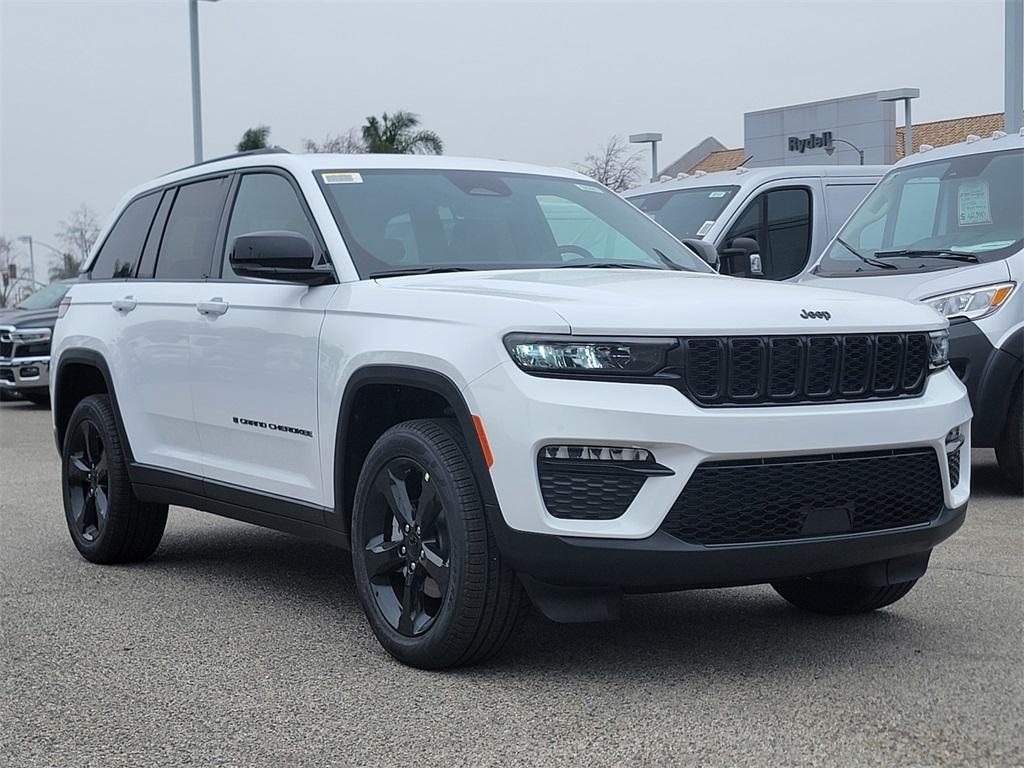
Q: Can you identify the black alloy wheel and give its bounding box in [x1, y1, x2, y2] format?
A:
[362, 457, 451, 636]
[66, 418, 111, 543]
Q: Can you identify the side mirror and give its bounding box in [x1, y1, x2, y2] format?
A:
[229, 231, 333, 285]
[681, 238, 719, 270]
[718, 236, 763, 278]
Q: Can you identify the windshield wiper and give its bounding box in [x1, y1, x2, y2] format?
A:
[651, 248, 687, 271]
[556, 262, 661, 270]
[369, 266, 478, 279]
[873, 249, 980, 263]
[835, 236, 897, 270]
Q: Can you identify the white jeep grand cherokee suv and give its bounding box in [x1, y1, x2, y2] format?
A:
[51, 150, 971, 668]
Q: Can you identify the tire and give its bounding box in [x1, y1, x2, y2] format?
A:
[995, 378, 1023, 494]
[351, 418, 529, 669]
[61, 394, 168, 564]
[771, 577, 918, 615]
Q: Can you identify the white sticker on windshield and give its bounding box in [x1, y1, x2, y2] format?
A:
[709, 191, 727, 198]
[575, 183, 604, 193]
[958, 180, 991, 226]
[322, 172, 363, 185]
[696, 220, 715, 237]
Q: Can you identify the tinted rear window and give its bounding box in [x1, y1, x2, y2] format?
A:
[90, 192, 161, 279]
[155, 177, 230, 280]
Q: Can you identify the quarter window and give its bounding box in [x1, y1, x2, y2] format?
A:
[222, 173, 317, 278]
[90, 192, 161, 279]
[154, 177, 230, 280]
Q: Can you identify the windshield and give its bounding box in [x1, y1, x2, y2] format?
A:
[15, 280, 73, 310]
[628, 185, 739, 241]
[816, 148, 1023, 275]
[317, 169, 712, 277]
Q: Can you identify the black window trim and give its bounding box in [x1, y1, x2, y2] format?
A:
[213, 166, 335, 283]
[722, 183, 813, 281]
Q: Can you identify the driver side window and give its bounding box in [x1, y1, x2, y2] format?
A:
[222, 173, 317, 279]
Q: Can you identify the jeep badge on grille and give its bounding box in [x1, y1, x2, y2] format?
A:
[800, 309, 832, 320]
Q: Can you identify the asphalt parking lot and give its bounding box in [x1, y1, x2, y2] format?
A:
[1, 399, 1021, 767]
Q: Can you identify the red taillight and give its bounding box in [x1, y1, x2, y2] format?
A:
[58, 296, 72, 318]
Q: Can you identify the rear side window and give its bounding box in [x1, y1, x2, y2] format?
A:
[90, 192, 161, 279]
[155, 177, 229, 280]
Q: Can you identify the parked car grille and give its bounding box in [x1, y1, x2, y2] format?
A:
[0, 327, 12, 359]
[679, 333, 931, 406]
[660, 448, 944, 545]
[538, 464, 645, 520]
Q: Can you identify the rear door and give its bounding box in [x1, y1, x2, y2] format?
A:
[190, 169, 336, 513]
[110, 175, 230, 476]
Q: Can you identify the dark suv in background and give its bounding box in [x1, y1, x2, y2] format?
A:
[0, 279, 75, 406]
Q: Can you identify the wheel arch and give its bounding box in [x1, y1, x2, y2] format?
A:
[53, 349, 133, 460]
[333, 365, 498, 539]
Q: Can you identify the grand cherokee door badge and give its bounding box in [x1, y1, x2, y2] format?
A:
[233, 416, 313, 438]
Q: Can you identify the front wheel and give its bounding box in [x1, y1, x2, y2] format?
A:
[61, 394, 168, 564]
[351, 418, 528, 669]
[771, 578, 918, 615]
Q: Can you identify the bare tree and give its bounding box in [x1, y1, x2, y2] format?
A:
[303, 129, 365, 154]
[56, 205, 100, 265]
[0, 236, 16, 307]
[574, 135, 645, 192]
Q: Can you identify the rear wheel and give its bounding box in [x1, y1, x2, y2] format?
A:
[61, 394, 168, 564]
[772, 578, 918, 614]
[995, 379, 1022, 494]
[351, 418, 528, 669]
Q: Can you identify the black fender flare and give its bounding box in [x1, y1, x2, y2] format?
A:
[53, 348, 134, 461]
[332, 365, 500, 538]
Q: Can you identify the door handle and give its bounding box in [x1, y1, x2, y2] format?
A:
[112, 296, 137, 313]
[196, 298, 229, 316]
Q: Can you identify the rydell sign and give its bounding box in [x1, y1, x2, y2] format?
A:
[788, 131, 833, 154]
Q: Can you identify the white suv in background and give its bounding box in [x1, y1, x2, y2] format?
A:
[802, 132, 1023, 491]
[52, 151, 970, 668]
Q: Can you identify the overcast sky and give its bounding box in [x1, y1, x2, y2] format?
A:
[0, 0, 1012, 275]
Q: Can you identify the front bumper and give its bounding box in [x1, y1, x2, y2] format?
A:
[0, 356, 50, 390]
[467, 362, 972, 539]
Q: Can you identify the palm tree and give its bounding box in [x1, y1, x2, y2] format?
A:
[236, 125, 271, 152]
[49, 252, 82, 281]
[361, 111, 443, 155]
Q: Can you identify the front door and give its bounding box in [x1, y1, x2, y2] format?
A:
[190, 170, 336, 514]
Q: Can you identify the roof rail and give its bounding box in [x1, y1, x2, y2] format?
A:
[161, 146, 291, 176]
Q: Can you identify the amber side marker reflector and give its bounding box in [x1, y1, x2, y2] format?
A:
[472, 415, 494, 468]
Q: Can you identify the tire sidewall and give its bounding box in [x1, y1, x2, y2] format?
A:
[351, 424, 478, 666]
[61, 395, 129, 560]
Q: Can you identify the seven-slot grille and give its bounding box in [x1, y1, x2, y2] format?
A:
[680, 333, 930, 406]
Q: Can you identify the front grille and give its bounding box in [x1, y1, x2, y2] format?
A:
[948, 449, 961, 488]
[680, 333, 931, 406]
[660, 448, 944, 545]
[538, 465, 645, 520]
[0, 369, 12, 382]
[0, 327, 12, 359]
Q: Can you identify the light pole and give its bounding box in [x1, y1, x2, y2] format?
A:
[825, 137, 865, 166]
[16, 236, 65, 286]
[189, 0, 221, 164]
[629, 132, 663, 183]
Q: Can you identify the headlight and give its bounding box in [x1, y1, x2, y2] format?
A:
[505, 334, 674, 377]
[929, 329, 949, 370]
[924, 283, 1015, 321]
[10, 328, 52, 344]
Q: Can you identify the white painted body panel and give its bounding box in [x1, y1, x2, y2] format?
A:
[52, 152, 971, 540]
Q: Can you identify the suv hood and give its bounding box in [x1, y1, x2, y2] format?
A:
[0, 307, 58, 328]
[378, 269, 944, 335]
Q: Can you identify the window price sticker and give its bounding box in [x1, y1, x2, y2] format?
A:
[322, 172, 363, 185]
[958, 180, 991, 226]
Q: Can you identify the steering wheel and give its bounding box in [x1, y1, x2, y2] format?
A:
[544, 244, 595, 263]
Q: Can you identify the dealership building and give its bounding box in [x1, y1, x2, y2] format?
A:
[661, 88, 1016, 176]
